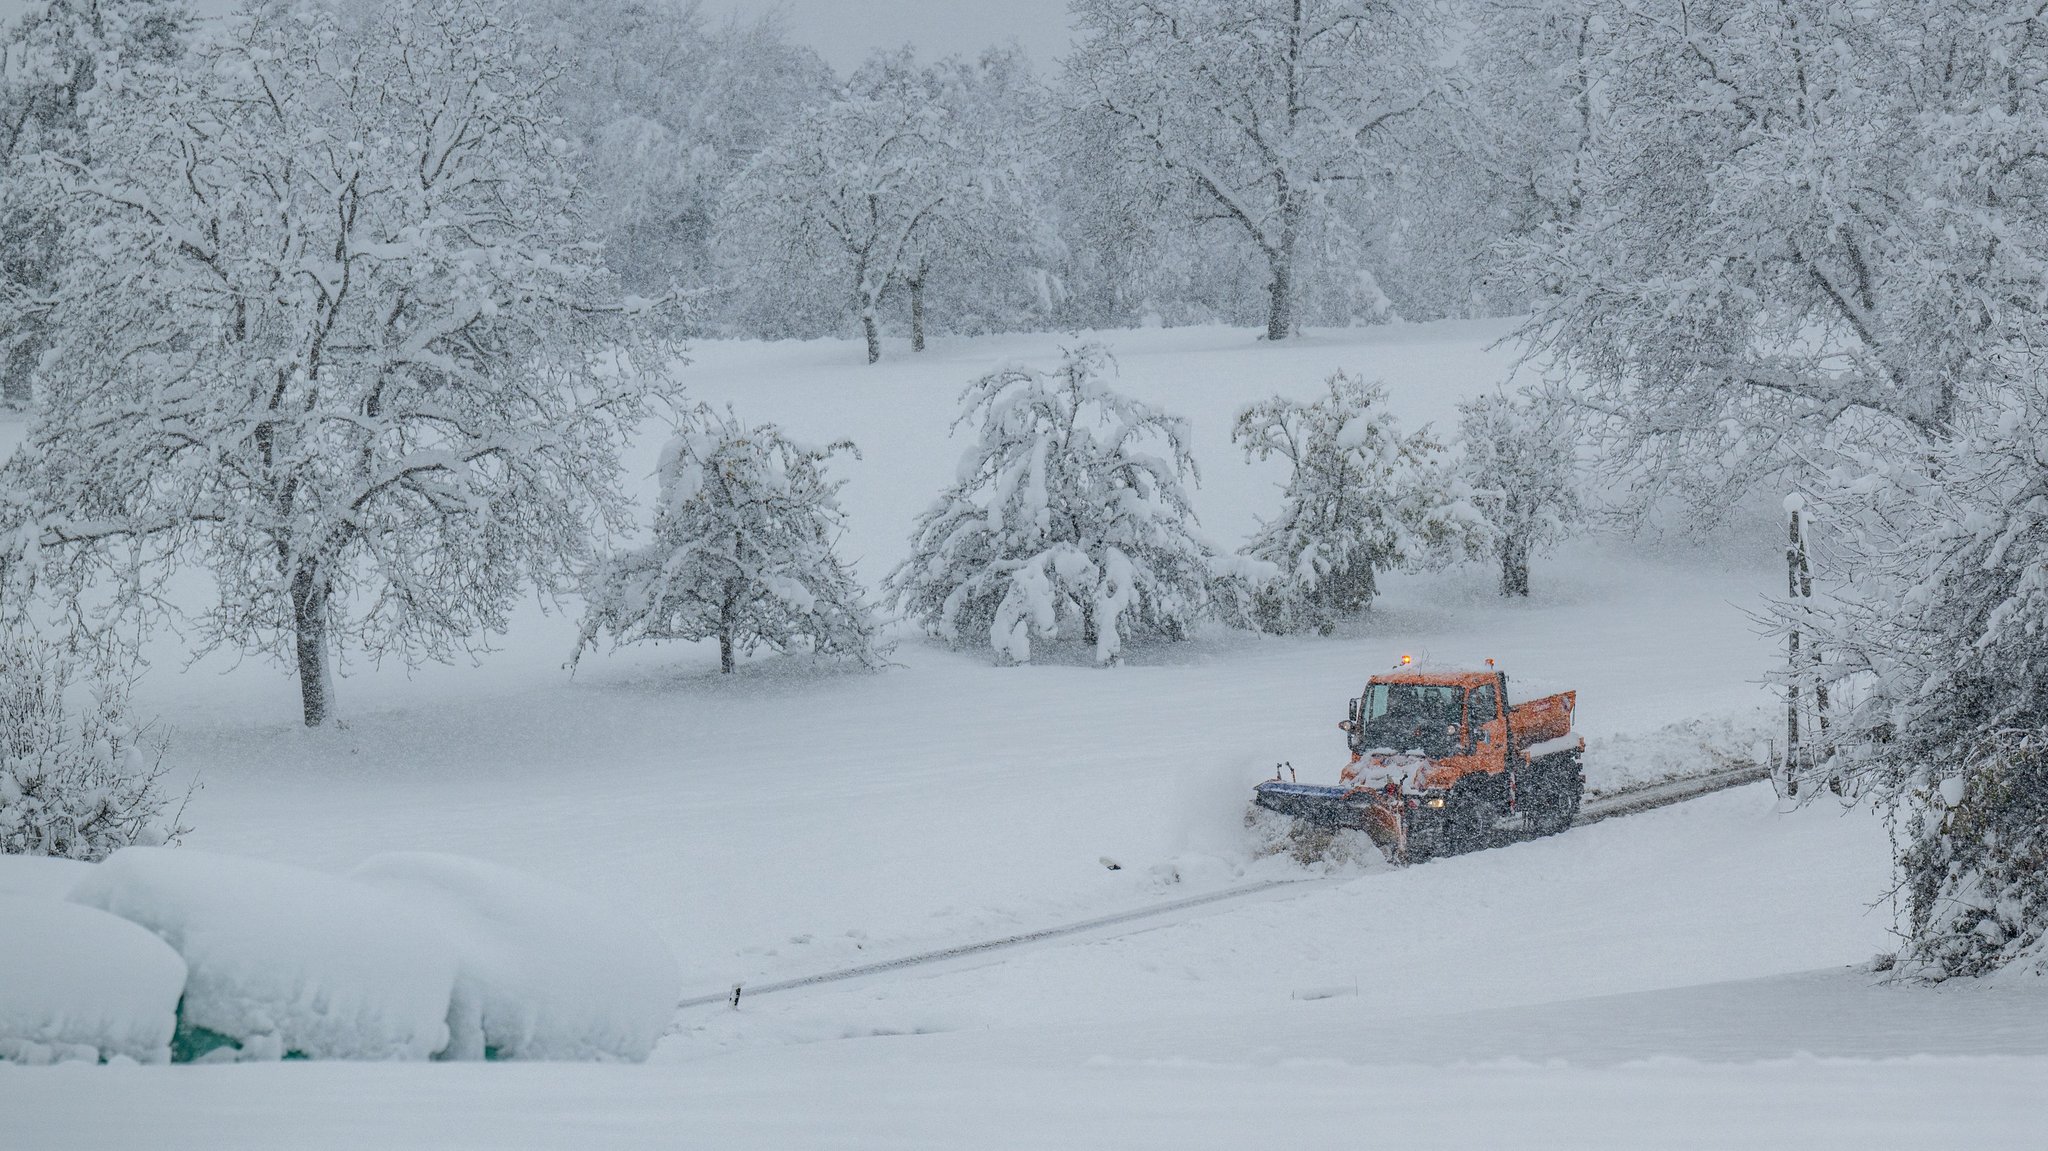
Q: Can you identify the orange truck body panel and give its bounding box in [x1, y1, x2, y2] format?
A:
[1510, 691, 1576, 749]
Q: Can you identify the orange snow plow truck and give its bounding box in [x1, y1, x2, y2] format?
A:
[1253, 660, 1584, 863]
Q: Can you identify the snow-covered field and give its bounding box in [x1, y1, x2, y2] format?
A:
[6, 321, 2042, 1146]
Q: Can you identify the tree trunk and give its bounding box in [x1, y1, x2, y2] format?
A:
[1786, 508, 1803, 757]
[1264, 190, 1302, 341]
[909, 274, 926, 353]
[1265, 254, 1294, 342]
[290, 565, 333, 727]
[855, 255, 881, 364]
[719, 590, 736, 674]
[1499, 536, 1530, 597]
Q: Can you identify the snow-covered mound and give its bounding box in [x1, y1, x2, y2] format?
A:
[353, 852, 680, 1062]
[69, 848, 458, 1061]
[0, 854, 94, 900]
[0, 893, 186, 1064]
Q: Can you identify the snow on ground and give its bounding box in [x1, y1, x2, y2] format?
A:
[10, 323, 2035, 1144]
[116, 319, 1786, 992]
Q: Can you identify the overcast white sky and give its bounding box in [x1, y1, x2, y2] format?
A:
[706, 0, 1078, 71]
[0, 0, 1081, 74]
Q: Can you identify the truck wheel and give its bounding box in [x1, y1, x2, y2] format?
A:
[1440, 777, 1506, 856]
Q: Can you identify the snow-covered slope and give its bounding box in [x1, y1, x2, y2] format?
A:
[11, 323, 2033, 1145]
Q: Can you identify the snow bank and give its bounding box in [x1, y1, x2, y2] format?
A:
[352, 852, 679, 1062]
[0, 854, 94, 900]
[0, 893, 186, 1064]
[68, 848, 457, 1061]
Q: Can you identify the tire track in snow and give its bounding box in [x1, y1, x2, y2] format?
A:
[675, 761, 1773, 1013]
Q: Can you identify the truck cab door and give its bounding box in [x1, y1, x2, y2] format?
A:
[1467, 684, 1505, 765]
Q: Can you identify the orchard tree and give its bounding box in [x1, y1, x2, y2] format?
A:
[574, 404, 885, 675]
[10, 0, 672, 727]
[716, 48, 1040, 358]
[0, 0, 187, 408]
[1454, 390, 1579, 596]
[1448, 0, 1622, 310]
[1063, 0, 1448, 341]
[893, 46, 1059, 349]
[523, 0, 830, 300]
[887, 344, 1213, 665]
[1231, 372, 1467, 633]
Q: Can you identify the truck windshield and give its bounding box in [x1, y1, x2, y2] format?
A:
[1358, 683, 1464, 757]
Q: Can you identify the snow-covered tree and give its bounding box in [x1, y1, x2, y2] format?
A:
[574, 404, 885, 675]
[1776, 376, 2048, 978]
[1062, 0, 1448, 340]
[8, 0, 672, 726]
[1230, 372, 1465, 633]
[1443, 0, 1623, 312]
[892, 46, 1060, 348]
[522, 0, 830, 304]
[887, 344, 1213, 664]
[1454, 390, 1580, 596]
[0, 625, 184, 860]
[719, 48, 1043, 360]
[0, 0, 187, 408]
[1514, 0, 2048, 516]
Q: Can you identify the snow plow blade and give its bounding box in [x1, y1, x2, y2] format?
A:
[1252, 781, 1387, 829]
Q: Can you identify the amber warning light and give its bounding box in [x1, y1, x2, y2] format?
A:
[1400, 654, 1412, 666]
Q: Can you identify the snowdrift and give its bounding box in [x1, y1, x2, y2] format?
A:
[12, 848, 681, 1063]
[0, 892, 187, 1064]
[0, 854, 93, 900]
[353, 853, 681, 1061]
[68, 848, 460, 1061]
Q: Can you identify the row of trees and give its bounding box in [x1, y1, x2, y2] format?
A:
[0, 0, 1666, 379]
[576, 346, 1577, 673]
[1488, 0, 2048, 977]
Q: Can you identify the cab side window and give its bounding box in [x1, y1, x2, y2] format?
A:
[1467, 685, 1499, 750]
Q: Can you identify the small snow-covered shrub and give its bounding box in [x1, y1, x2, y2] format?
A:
[577, 404, 887, 674]
[1900, 733, 2048, 979]
[1230, 372, 1469, 634]
[353, 852, 681, 1061]
[0, 893, 188, 1064]
[1454, 389, 1580, 596]
[0, 630, 185, 860]
[70, 848, 458, 1061]
[887, 344, 1214, 664]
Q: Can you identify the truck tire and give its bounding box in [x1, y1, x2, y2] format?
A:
[1407, 775, 1505, 862]
[1519, 752, 1584, 836]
